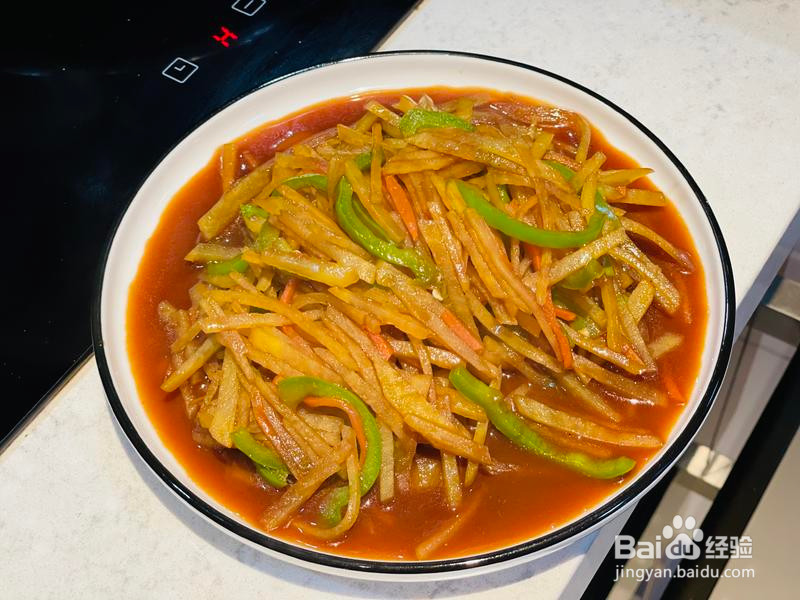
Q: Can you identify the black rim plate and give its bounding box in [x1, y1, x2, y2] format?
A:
[92, 50, 736, 575]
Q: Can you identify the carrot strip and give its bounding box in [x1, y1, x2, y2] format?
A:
[303, 396, 367, 467]
[384, 174, 419, 241]
[623, 346, 644, 367]
[365, 329, 394, 360]
[542, 292, 572, 368]
[554, 307, 576, 321]
[241, 150, 259, 170]
[280, 277, 299, 303]
[660, 362, 684, 403]
[280, 278, 300, 337]
[523, 242, 542, 270]
[441, 308, 483, 353]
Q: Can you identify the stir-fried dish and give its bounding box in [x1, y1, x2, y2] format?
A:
[128, 89, 706, 560]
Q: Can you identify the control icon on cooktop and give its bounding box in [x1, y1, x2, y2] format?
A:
[161, 57, 199, 83]
[231, 0, 266, 16]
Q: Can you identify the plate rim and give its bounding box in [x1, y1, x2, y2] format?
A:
[91, 49, 735, 575]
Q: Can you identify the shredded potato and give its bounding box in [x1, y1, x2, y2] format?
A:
[415, 488, 484, 559]
[513, 394, 662, 448]
[153, 90, 699, 547]
[198, 163, 272, 240]
[160, 336, 222, 392]
[648, 332, 684, 359]
[295, 453, 361, 539]
[262, 437, 353, 530]
[378, 422, 395, 502]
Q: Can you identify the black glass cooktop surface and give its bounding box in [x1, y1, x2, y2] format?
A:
[0, 1, 416, 445]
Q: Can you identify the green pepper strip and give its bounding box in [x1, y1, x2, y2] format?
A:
[455, 180, 606, 249]
[269, 152, 376, 198]
[253, 221, 279, 251]
[247, 213, 291, 253]
[570, 314, 587, 331]
[270, 173, 328, 196]
[550, 287, 580, 313]
[269, 154, 384, 241]
[398, 108, 476, 137]
[497, 183, 511, 204]
[231, 429, 290, 488]
[207, 254, 248, 276]
[546, 160, 581, 184]
[601, 254, 616, 276]
[353, 150, 374, 171]
[264, 152, 387, 246]
[240, 203, 269, 219]
[561, 258, 605, 290]
[240, 202, 282, 252]
[277, 376, 382, 524]
[335, 178, 438, 284]
[550, 288, 600, 336]
[544, 160, 617, 222]
[449, 367, 635, 479]
[351, 195, 392, 242]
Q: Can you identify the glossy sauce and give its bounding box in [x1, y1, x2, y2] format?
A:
[127, 88, 707, 560]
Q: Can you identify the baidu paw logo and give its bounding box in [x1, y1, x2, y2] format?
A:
[663, 515, 703, 560]
[614, 514, 707, 560]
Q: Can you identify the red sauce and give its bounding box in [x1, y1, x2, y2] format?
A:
[126, 88, 707, 560]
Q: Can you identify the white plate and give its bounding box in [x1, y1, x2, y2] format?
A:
[94, 51, 734, 581]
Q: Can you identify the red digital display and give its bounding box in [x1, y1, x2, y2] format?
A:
[212, 26, 238, 48]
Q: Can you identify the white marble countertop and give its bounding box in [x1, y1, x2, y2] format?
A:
[2, 1, 799, 598]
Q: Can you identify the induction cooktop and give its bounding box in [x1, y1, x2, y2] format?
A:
[0, 1, 417, 446]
